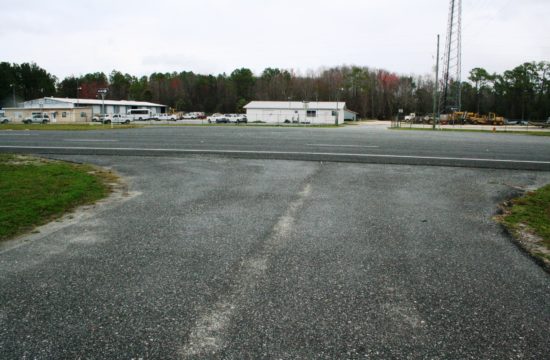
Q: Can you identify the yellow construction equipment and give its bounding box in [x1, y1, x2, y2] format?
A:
[449, 111, 504, 125]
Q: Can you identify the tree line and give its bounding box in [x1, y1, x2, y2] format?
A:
[1, 61, 548, 120]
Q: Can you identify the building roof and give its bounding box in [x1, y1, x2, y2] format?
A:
[45, 97, 165, 107]
[244, 101, 347, 110]
[17, 97, 165, 109]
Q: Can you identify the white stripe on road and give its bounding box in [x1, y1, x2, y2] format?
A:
[0, 145, 549, 165]
[179, 183, 312, 357]
[307, 144, 379, 148]
[63, 139, 118, 142]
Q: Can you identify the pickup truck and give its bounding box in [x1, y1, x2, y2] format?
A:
[23, 113, 50, 124]
[404, 113, 416, 121]
[0, 116, 9, 124]
[101, 114, 131, 124]
[155, 114, 178, 121]
[233, 114, 247, 123]
[207, 114, 229, 123]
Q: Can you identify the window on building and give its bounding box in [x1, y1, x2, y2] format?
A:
[81, 112, 86, 118]
[306, 110, 316, 117]
[62, 112, 67, 118]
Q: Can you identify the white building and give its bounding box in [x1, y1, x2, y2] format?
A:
[3, 97, 166, 123]
[244, 101, 357, 125]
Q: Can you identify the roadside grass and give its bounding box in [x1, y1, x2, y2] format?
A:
[147, 123, 341, 128]
[499, 184, 550, 269]
[0, 124, 141, 131]
[390, 127, 550, 136]
[0, 154, 115, 242]
[0, 123, 344, 130]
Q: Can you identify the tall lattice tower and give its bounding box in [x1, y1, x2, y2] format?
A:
[440, 0, 462, 114]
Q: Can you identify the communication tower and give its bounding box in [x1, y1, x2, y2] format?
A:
[440, 0, 462, 114]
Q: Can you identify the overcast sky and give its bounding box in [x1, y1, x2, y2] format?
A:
[2, 0, 548, 80]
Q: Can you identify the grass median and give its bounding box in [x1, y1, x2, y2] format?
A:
[0, 154, 115, 242]
[499, 184, 550, 271]
[0, 124, 141, 131]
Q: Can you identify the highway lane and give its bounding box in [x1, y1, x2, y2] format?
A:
[0, 126, 549, 170]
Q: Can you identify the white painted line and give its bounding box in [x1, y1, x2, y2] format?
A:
[179, 183, 312, 356]
[307, 144, 379, 148]
[0, 133, 35, 136]
[63, 139, 118, 142]
[0, 145, 549, 165]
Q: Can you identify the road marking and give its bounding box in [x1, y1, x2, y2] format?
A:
[0, 145, 549, 166]
[63, 139, 118, 142]
[307, 144, 379, 148]
[0, 133, 35, 136]
[179, 183, 312, 357]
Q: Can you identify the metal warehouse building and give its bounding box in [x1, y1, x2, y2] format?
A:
[244, 101, 357, 125]
[3, 97, 166, 123]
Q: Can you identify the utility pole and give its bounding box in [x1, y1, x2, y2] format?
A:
[335, 87, 344, 126]
[433, 34, 440, 130]
[97, 88, 108, 126]
[335, 94, 339, 126]
[11, 84, 16, 108]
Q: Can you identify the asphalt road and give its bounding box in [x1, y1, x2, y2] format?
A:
[1, 126, 550, 358]
[0, 124, 549, 170]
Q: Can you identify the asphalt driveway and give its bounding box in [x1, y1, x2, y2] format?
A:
[1, 155, 549, 359]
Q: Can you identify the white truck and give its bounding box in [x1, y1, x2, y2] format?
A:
[155, 113, 178, 121]
[404, 113, 416, 122]
[23, 113, 50, 124]
[0, 111, 9, 124]
[101, 114, 131, 124]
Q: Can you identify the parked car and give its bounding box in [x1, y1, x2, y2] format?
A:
[23, 113, 50, 124]
[0, 116, 9, 124]
[92, 114, 107, 122]
[217, 115, 232, 123]
[207, 114, 229, 123]
[102, 114, 131, 124]
[235, 114, 247, 123]
[156, 114, 178, 121]
[404, 113, 416, 121]
[223, 114, 248, 123]
[183, 112, 206, 119]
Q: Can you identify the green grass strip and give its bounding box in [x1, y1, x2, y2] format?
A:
[501, 184, 550, 267]
[0, 124, 141, 131]
[503, 184, 550, 247]
[0, 154, 112, 241]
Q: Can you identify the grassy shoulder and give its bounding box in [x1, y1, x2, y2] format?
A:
[390, 127, 550, 136]
[0, 124, 141, 131]
[0, 154, 115, 242]
[148, 123, 342, 128]
[498, 184, 550, 271]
